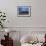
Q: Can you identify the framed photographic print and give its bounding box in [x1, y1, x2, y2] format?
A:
[17, 6, 31, 17]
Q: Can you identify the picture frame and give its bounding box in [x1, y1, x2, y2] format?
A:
[17, 6, 31, 17]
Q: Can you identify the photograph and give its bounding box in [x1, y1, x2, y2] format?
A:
[0, 0, 46, 46]
[17, 6, 31, 17]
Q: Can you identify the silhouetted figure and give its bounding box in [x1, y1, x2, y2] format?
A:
[1, 33, 13, 46]
[41, 34, 46, 46]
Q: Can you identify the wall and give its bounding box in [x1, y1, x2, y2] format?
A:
[0, 0, 46, 27]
